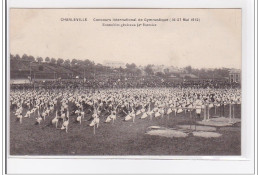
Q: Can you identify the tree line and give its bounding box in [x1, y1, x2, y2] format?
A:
[10, 54, 234, 79]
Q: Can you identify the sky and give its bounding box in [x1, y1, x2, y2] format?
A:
[10, 9, 241, 69]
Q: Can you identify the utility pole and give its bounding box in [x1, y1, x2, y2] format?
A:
[29, 61, 34, 83]
[30, 62, 32, 83]
[83, 67, 85, 88]
[33, 73, 35, 90]
[93, 67, 96, 92]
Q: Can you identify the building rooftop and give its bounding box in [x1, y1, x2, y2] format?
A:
[229, 69, 241, 74]
[180, 73, 198, 79]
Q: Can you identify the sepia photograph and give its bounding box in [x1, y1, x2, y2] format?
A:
[9, 9, 242, 156]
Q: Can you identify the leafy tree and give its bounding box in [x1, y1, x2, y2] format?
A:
[15, 54, 21, 60]
[57, 58, 64, 65]
[125, 63, 138, 76]
[45, 57, 50, 62]
[50, 58, 56, 64]
[83, 59, 94, 67]
[77, 60, 83, 66]
[96, 63, 103, 67]
[36, 57, 43, 63]
[126, 63, 136, 69]
[144, 65, 154, 75]
[135, 68, 142, 76]
[22, 54, 28, 60]
[184, 66, 192, 74]
[64, 59, 71, 67]
[10, 54, 14, 60]
[28, 55, 35, 62]
[125, 63, 130, 69]
[130, 63, 136, 69]
[71, 59, 78, 66]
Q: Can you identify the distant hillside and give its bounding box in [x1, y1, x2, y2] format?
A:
[10, 54, 233, 81]
[10, 60, 80, 79]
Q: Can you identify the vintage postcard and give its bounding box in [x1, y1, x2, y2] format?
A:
[9, 9, 241, 156]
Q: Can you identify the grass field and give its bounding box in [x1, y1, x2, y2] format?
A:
[10, 104, 241, 156]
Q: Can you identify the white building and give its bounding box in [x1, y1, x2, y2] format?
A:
[103, 60, 126, 68]
[229, 69, 241, 83]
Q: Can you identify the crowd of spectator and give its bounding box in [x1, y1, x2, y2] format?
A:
[10, 75, 240, 90]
